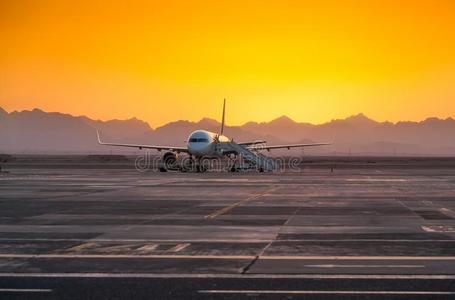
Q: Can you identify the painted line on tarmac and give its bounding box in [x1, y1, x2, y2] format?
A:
[0, 288, 52, 293]
[205, 186, 278, 219]
[345, 179, 409, 182]
[0, 238, 273, 243]
[261, 256, 455, 260]
[304, 264, 424, 268]
[422, 225, 455, 233]
[440, 208, 455, 218]
[198, 290, 455, 295]
[168, 243, 191, 252]
[136, 244, 159, 252]
[274, 239, 455, 242]
[3, 238, 455, 243]
[1, 253, 455, 260]
[0, 254, 255, 259]
[1, 273, 455, 279]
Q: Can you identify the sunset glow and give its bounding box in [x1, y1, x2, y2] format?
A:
[1, 0, 455, 127]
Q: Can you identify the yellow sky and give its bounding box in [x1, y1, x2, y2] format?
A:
[1, 0, 455, 127]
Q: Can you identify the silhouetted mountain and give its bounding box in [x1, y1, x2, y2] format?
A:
[0, 108, 97, 152]
[197, 117, 220, 128]
[269, 115, 297, 126]
[243, 116, 313, 143]
[80, 116, 153, 140]
[150, 118, 283, 147]
[1, 107, 454, 155]
[342, 113, 378, 125]
[0, 107, 7, 118]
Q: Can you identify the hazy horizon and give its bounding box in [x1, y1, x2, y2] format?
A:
[2, 106, 454, 129]
[2, 105, 455, 156]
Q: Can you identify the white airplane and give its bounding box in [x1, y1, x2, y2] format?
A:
[97, 100, 331, 172]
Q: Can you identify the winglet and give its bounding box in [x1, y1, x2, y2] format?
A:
[96, 129, 103, 144]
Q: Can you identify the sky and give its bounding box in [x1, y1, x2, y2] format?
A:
[1, 0, 455, 127]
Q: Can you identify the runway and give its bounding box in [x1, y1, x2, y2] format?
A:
[0, 156, 455, 299]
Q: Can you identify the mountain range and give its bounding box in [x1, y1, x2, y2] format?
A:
[1, 107, 454, 155]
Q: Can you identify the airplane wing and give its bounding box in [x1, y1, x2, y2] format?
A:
[250, 142, 331, 151]
[237, 140, 266, 146]
[96, 130, 188, 153]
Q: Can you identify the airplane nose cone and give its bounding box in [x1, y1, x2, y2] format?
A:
[187, 130, 213, 156]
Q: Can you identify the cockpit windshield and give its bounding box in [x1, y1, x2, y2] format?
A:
[189, 138, 209, 143]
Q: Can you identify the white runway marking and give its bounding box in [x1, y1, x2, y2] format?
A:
[345, 179, 408, 182]
[1, 273, 455, 279]
[304, 264, 424, 268]
[3, 238, 455, 243]
[422, 225, 455, 233]
[0, 253, 454, 260]
[440, 208, 455, 218]
[278, 239, 455, 242]
[65, 242, 99, 252]
[0, 254, 255, 259]
[0, 238, 273, 243]
[198, 290, 455, 295]
[136, 244, 159, 252]
[195, 179, 252, 182]
[0, 288, 52, 293]
[261, 255, 455, 261]
[168, 243, 191, 252]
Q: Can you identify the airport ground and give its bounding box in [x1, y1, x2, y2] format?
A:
[0, 155, 455, 299]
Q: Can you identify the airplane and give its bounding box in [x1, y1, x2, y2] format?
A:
[97, 99, 331, 172]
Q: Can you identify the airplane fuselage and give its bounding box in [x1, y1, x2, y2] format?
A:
[187, 130, 230, 158]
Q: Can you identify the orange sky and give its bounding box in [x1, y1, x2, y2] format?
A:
[1, 0, 455, 127]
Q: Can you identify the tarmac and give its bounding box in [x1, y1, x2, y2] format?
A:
[0, 155, 454, 299]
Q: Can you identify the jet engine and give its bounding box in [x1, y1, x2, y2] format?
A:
[162, 152, 178, 170]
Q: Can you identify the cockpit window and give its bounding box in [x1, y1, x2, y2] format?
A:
[189, 138, 209, 143]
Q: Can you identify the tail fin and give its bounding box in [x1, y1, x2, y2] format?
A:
[220, 98, 226, 136]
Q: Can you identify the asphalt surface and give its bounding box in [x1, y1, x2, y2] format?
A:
[0, 156, 455, 299]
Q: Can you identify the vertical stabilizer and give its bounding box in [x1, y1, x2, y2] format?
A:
[220, 99, 226, 136]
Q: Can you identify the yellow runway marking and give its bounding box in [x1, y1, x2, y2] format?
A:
[205, 186, 278, 219]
